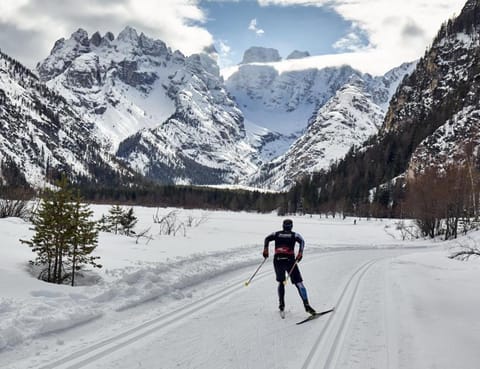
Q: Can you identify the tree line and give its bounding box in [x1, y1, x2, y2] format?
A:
[79, 183, 285, 213]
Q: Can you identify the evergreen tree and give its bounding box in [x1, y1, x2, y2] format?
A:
[69, 192, 101, 286]
[108, 205, 124, 234]
[120, 207, 137, 236]
[21, 178, 101, 285]
[97, 214, 112, 232]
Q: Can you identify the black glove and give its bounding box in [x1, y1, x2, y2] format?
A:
[263, 248, 269, 258]
[295, 252, 303, 262]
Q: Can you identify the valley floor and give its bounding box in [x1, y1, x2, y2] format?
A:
[1, 208, 479, 368]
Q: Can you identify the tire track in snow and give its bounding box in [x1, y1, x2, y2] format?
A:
[301, 257, 384, 369]
[36, 268, 273, 369]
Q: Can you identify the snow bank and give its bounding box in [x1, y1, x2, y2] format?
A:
[388, 250, 480, 368]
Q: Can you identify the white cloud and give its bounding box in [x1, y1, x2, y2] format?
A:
[219, 40, 231, 55]
[216, 39, 235, 69]
[0, 0, 214, 68]
[248, 18, 265, 35]
[332, 32, 363, 52]
[332, 24, 369, 52]
[258, 0, 329, 6]
[0, 0, 470, 76]
[258, 0, 466, 72]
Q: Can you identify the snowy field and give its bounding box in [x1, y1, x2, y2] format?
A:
[1, 205, 480, 369]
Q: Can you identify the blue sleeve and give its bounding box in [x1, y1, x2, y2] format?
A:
[295, 232, 305, 253]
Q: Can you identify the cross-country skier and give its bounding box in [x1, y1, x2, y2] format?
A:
[263, 219, 316, 315]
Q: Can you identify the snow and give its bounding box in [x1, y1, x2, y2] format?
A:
[1, 205, 480, 368]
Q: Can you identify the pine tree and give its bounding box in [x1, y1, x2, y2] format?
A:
[120, 207, 137, 236]
[69, 191, 101, 286]
[21, 178, 101, 285]
[108, 205, 124, 234]
[22, 177, 73, 283]
[97, 214, 112, 232]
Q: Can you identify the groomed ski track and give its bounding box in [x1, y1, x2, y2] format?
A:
[23, 248, 412, 369]
[35, 270, 274, 369]
[300, 258, 383, 369]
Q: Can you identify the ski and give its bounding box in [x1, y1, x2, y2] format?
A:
[296, 308, 334, 325]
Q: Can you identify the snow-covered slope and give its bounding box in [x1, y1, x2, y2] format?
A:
[227, 61, 415, 190]
[0, 50, 131, 188]
[250, 78, 385, 189]
[38, 28, 257, 185]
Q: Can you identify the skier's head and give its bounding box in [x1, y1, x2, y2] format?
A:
[282, 219, 293, 232]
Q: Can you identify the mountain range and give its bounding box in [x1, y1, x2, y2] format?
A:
[8, 3, 475, 193]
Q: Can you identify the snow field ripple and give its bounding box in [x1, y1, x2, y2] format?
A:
[301, 257, 385, 369]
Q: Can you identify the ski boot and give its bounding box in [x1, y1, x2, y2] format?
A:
[279, 301, 286, 318]
[304, 301, 316, 315]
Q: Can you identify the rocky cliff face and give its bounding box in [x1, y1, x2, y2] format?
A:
[37, 27, 256, 185]
[0, 50, 131, 188]
[240, 47, 282, 64]
[381, 0, 480, 174]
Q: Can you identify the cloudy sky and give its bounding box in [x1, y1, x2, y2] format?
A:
[0, 0, 467, 75]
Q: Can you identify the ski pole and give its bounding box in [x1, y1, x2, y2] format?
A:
[244, 258, 267, 286]
[284, 260, 299, 285]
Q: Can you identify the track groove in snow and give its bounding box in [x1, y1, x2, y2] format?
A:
[301, 257, 383, 369]
[36, 270, 272, 369]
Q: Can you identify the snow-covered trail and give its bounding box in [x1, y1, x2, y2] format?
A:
[22, 248, 413, 369]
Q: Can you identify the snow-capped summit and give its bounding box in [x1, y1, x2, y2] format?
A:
[240, 47, 282, 64]
[117, 26, 139, 43]
[37, 27, 257, 185]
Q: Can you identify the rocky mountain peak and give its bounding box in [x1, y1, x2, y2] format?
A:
[89, 31, 102, 47]
[462, 0, 480, 13]
[240, 47, 282, 64]
[117, 26, 139, 43]
[286, 50, 310, 60]
[104, 32, 115, 42]
[138, 32, 168, 56]
[71, 28, 89, 45]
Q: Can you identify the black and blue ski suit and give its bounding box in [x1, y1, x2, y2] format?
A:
[263, 225, 314, 312]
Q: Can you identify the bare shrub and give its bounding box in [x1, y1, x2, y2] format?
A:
[395, 220, 419, 240]
[153, 209, 186, 236]
[0, 198, 32, 219]
[449, 237, 480, 261]
[135, 227, 154, 244]
[185, 213, 209, 228]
